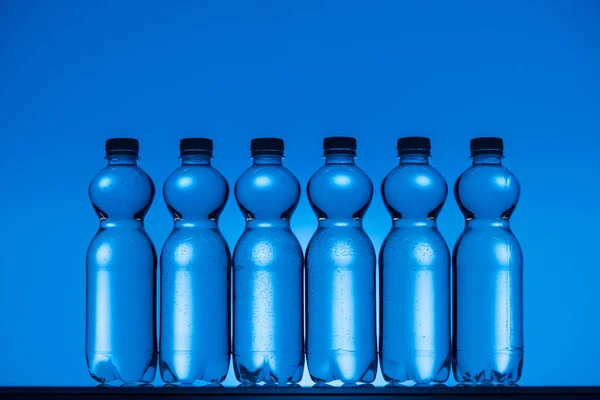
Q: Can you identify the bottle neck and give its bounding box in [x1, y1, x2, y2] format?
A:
[253, 154, 283, 165]
[393, 219, 436, 228]
[399, 153, 429, 165]
[466, 218, 510, 229]
[174, 219, 218, 229]
[318, 218, 362, 228]
[100, 220, 143, 229]
[106, 154, 138, 165]
[246, 220, 290, 228]
[472, 153, 503, 165]
[325, 152, 356, 165]
[181, 154, 211, 165]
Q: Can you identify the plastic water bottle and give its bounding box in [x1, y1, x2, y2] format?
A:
[159, 138, 231, 384]
[305, 136, 377, 384]
[86, 138, 157, 384]
[379, 137, 451, 384]
[232, 138, 304, 385]
[453, 137, 523, 383]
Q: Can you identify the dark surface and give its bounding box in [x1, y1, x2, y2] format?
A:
[2, 386, 600, 399]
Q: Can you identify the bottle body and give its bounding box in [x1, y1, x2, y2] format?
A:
[305, 148, 377, 384]
[159, 155, 231, 384]
[232, 151, 304, 384]
[233, 224, 304, 384]
[379, 226, 450, 383]
[86, 154, 157, 384]
[379, 151, 451, 384]
[306, 223, 377, 384]
[453, 151, 523, 384]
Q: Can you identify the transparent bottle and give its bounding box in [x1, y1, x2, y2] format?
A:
[453, 137, 523, 383]
[305, 136, 377, 384]
[232, 138, 304, 384]
[86, 138, 157, 384]
[159, 138, 231, 384]
[379, 137, 450, 384]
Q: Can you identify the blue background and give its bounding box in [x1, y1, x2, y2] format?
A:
[1, 0, 599, 387]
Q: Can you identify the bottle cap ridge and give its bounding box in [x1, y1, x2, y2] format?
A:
[251, 138, 285, 156]
[105, 138, 139, 157]
[323, 136, 357, 156]
[397, 136, 431, 156]
[470, 137, 504, 156]
[180, 138, 213, 156]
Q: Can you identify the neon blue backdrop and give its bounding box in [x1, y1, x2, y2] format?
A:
[1, 0, 599, 386]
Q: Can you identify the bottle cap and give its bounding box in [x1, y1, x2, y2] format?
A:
[180, 138, 213, 157]
[470, 137, 504, 156]
[397, 136, 431, 156]
[105, 138, 139, 157]
[323, 136, 357, 156]
[251, 138, 284, 156]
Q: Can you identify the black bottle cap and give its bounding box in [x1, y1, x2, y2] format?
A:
[397, 136, 431, 156]
[180, 138, 213, 157]
[105, 138, 139, 157]
[470, 137, 504, 156]
[323, 136, 357, 156]
[251, 137, 284, 156]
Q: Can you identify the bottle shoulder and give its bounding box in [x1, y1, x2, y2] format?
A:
[307, 163, 373, 220]
[381, 163, 448, 219]
[164, 164, 228, 193]
[308, 163, 373, 193]
[89, 164, 154, 193]
[234, 164, 301, 220]
[89, 164, 155, 219]
[454, 163, 520, 220]
[235, 164, 300, 192]
[456, 163, 520, 188]
[163, 164, 229, 220]
[383, 163, 446, 190]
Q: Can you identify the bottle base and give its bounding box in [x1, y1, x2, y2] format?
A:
[453, 349, 523, 384]
[233, 351, 304, 385]
[380, 350, 450, 384]
[159, 350, 229, 384]
[87, 351, 157, 384]
[307, 350, 378, 384]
